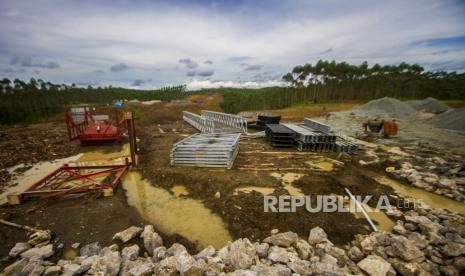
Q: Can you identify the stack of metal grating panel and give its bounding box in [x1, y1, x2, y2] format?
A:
[265, 124, 296, 147]
[170, 133, 241, 169]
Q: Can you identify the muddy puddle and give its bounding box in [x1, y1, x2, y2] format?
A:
[122, 172, 232, 249]
[270, 172, 305, 195]
[233, 186, 275, 195]
[344, 197, 394, 231]
[171, 185, 189, 197]
[374, 175, 465, 213]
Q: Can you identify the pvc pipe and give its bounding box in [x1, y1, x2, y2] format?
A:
[345, 188, 378, 232]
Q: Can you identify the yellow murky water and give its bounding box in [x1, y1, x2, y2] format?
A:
[333, 193, 395, 232]
[270, 172, 305, 196]
[63, 248, 78, 260]
[71, 144, 129, 166]
[122, 172, 232, 248]
[171, 185, 189, 197]
[305, 157, 338, 172]
[374, 175, 465, 214]
[233, 186, 275, 196]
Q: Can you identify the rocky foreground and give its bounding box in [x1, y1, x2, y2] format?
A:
[2, 205, 465, 276]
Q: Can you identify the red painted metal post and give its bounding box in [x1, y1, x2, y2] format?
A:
[126, 112, 137, 167]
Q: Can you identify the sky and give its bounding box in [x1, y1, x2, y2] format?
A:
[1, 0, 465, 90]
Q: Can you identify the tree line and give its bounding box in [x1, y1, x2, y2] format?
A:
[0, 78, 187, 124]
[220, 60, 465, 114]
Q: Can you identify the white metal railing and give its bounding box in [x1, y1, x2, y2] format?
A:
[201, 110, 247, 133]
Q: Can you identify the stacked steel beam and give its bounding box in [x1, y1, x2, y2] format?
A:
[265, 124, 296, 147]
[170, 133, 241, 169]
[282, 118, 359, 153]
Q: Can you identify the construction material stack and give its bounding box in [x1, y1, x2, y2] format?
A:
[265, 124, 296, 147]
[170, 133, 241, 169]
[285, 118, 359, 153]
[255, 115, 281, 130]
[182, 110, 247, 134]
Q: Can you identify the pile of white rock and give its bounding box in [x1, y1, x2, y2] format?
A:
[2, 206, 465, 276]
[388, 156, 465, 201]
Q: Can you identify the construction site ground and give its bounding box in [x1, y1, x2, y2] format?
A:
[1, 94, 464, 267]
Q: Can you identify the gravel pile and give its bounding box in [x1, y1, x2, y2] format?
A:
[353, 97, 415, 118]
[407, 97, 450, 114]
[431, 107, 465, 132]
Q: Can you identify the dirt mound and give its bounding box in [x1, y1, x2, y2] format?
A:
[353, 97, 415, 118]
[407, 97, 450, 114]
[431, 107, 465, 132]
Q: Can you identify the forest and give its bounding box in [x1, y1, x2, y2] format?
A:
[0, 78, 186, 123]
[220, 60, 465, 114]
[2, 60, 464, 123]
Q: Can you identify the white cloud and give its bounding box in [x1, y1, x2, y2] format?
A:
[186, 79, 286, 90]
[0, 0, 464, 86]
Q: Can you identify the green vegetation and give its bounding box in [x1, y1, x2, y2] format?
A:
[220, 60, 465, 114]
[0, 78, 186, 124]
[3, 60, 464, 123]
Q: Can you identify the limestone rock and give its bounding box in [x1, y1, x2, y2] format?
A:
[263, 231, 298, 247]
[43, 265, 61, 276]
[1, 259, 28, 276]
[390, 236, 424, 261]
[228, 238, 256, 269]
[176, 251, 201, 274]
[195, 245, 216, 260]
[80, 242, 101, 256]
[287, 259, 311, 275]
[405, 215, 442, 234]
[28, 230, 52, 246]
[126, 259, 154, 276]
[113, 226, 143, 243]
[90, 247, 122, 276]
[122, 244, 140, 262]
[62, 263, 81, 276]
[167, 243, 187, 257]
[348, 246, 364, 262]
[9, 242, 31, 258]
[255, 243, 269, 258]
[20, 244, 54, 259]
[357, 255, 394, 276]
[153, 246, 167, 262]
[140, 225, 163, 255]
[311, 254, 346, 275]
[441, 241, 465, 257]
[267, 246, 289, 263]
[294, 239, 313, 260]
[154, 256, 177, 276]
[308, 227, 329, 245]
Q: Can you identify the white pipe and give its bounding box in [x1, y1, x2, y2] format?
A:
[345, 188, 378, 232]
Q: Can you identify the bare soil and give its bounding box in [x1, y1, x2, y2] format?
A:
[0, 122, 81, 190]
[1, 95, 458, 268]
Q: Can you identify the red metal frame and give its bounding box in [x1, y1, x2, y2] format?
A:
[65, 108, 127, 144]
[18, 163, 129, 200]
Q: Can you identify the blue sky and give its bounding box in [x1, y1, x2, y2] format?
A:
[1, 0, 464, 89]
